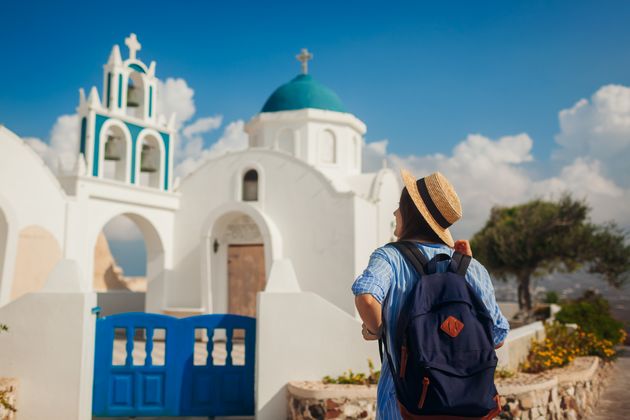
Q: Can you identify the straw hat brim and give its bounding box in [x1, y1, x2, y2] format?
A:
[400, 169, 455, 248]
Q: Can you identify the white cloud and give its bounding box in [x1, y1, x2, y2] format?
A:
[182, 115, 223, 138]
[175, 119, 248, 178]
[365, 128, 630, 239]
[24, 114, 79, 173]
[365, 133, 536, 238]
[555, 84, 630, 187]
[157, 78, 196, 129]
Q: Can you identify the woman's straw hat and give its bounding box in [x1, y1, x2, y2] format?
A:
[400, 169, 462, 248]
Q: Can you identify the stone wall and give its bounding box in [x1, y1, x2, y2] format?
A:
[0, 378, 17, 420]
[287, 382, 376, 420]
[497, 357, 609, 420]
[288, 357, 609, 420]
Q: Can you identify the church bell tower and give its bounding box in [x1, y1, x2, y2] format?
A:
[76, 34, 176, 190]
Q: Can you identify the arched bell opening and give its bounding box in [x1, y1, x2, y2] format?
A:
[137, 134, 163, 189]
[125, 72, 145, 119]
[102, 124, 130, 182]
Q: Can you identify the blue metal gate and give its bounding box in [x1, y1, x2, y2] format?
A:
[92, 312, 256, 417]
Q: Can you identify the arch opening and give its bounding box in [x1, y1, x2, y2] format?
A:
[126, 72, 145, 119]
[242, 170, 259, 202]
[102, 124, 130, 182]
[94, 213, 164, 315]
[138, 134, 163, 188]
[208, 212, 266, 317]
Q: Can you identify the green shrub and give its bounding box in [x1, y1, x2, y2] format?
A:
[544, 291, 559, 304]
[323, 359, 380, 385]
[555, 290, 625, 343]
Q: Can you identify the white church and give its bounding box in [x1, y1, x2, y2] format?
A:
[0, 34, 399, 318]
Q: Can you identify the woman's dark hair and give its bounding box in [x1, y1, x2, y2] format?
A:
[398, 186, 446, 244]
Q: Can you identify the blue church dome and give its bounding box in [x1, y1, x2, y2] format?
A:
[261, 74, 346, 113]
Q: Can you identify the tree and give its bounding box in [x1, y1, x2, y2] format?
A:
[470, 195, 630, 311]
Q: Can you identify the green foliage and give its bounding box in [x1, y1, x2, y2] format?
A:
[471, 194, 630, 310]
[494, 368, 515, 379]
[323, 359, 380, 385]
[556, 290, 625, 343]
[544, 291, 559, 304]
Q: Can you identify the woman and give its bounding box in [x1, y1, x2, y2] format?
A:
[352, 169, 510, 419]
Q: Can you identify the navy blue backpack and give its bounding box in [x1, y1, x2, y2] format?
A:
[380, 241, 501, 419]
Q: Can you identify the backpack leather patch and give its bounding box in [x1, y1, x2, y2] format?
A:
[440, 316, 464, 338]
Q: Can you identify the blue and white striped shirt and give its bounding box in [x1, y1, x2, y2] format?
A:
[351, 242, 510, 420]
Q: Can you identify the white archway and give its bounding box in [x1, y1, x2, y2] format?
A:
[98, 119, 133, 182]
[135, 128, 166, 189]
[200, 202, 283, 314]
[90, 211, 166, 313]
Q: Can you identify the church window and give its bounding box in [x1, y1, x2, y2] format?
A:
[242, 170, 259, 201]
[320, 130, 336, 164]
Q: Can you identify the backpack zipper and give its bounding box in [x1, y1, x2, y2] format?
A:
[418, 376, 430, 409]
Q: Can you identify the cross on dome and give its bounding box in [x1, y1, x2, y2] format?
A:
[296, 48, 313, 75]
[125, 33, 142, 60]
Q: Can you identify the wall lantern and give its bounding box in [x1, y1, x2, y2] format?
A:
[213, 239, 219, 254]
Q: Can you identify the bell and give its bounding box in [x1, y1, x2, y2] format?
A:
[140, 143, 159, 173]
[126, 84, 141, 108]
[104, 135, 123, 161]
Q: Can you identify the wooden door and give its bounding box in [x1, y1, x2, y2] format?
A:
[228, 244, 265, 317]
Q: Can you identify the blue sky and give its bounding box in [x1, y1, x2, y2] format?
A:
[2, 1, 630, 159]
[3, 1, 630, 275]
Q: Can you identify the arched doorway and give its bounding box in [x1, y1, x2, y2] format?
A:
[209, 212, 266, 317]
[93, 213, 164, 315]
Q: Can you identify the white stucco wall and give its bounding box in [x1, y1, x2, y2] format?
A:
[0, 126, 68, 305]
[256, 290, 381, 420]
[0, 260, 96, 420]
[174, 149, 365, 314]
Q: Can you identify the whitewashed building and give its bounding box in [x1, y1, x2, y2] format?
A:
[0, 36, 399, 318]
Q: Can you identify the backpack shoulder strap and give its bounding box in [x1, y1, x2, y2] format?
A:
[450, 251, 472, 276]
[388, 241, 428, 276]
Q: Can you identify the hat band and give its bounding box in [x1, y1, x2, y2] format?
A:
[418, 178, 452, 229]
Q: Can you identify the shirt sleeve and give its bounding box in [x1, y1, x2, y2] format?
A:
[465, 259, 510, 346]
[351, 248, 394, 304]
